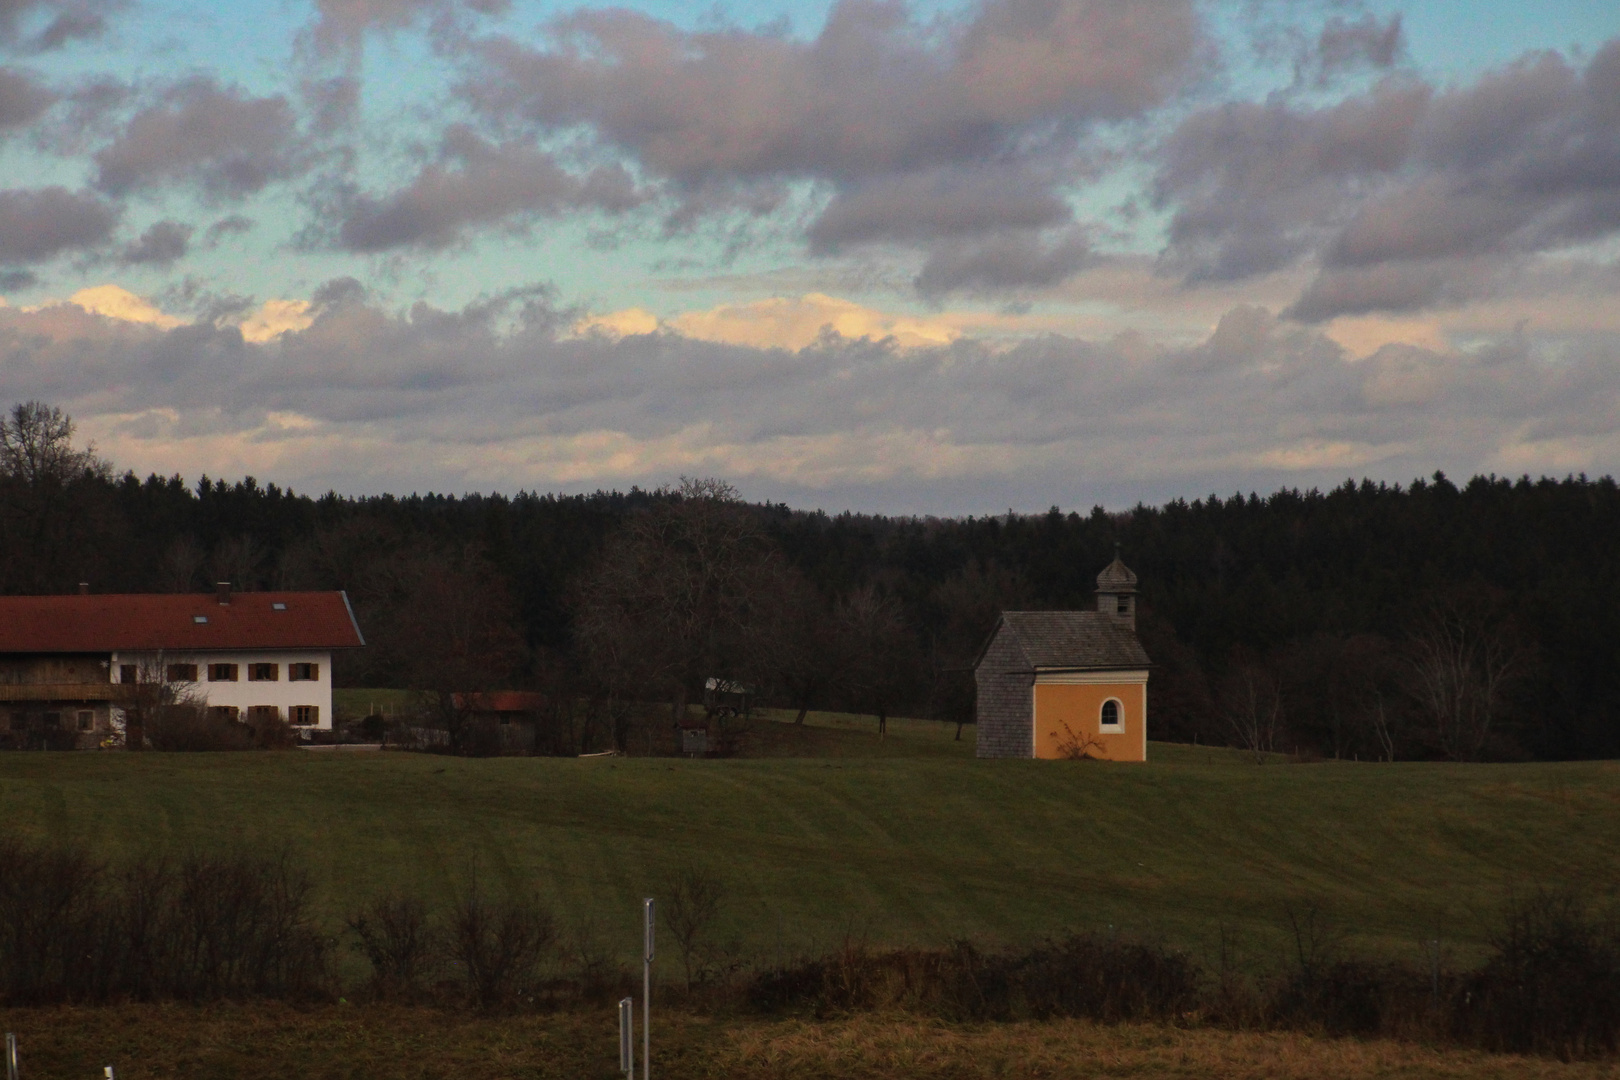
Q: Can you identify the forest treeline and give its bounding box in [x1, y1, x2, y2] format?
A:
[4, 401, 1620, 761]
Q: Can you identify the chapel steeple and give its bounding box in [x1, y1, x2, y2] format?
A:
[1095, 545, 1138, 630]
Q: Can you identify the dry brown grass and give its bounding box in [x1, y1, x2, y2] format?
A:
[2, 1006, 1613, 1080]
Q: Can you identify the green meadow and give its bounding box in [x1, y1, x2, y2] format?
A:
[2, 714, 1617, 970]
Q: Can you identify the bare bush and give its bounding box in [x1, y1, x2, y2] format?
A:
[147, 706, 257, 751]
[0, 841, 326, 1004]
[349, 894, 439, 1001]
[167, 850, 329, 999]
[661, 864, 726, 989]
[450, 885, 556, 1008]
[0, 838, 103, 1003]
[1457, 891, 1620, 1059]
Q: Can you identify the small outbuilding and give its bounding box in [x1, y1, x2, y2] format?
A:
[973, 554, 1151, 761]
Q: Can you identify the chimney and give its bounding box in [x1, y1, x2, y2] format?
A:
[78, 582, 90, 595]
[216, 581, 232, 605]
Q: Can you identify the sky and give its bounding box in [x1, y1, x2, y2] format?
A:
[2, 0, 1619, 514]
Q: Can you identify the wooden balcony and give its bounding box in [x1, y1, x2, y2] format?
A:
[0, 682, 117, 702]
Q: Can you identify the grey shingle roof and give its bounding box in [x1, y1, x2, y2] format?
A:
[998, 610, 1150, 670]
[1095, 557, 1138, 591]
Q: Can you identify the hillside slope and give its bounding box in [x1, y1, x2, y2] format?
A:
[3, 735, 1615, 967]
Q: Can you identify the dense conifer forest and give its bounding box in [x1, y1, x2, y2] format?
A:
[4, 402, 1618, 760]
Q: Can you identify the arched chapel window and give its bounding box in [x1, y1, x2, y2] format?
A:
[1100, 699, 1122, 729]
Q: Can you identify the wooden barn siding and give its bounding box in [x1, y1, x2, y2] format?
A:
[975, 626, 1034, 759]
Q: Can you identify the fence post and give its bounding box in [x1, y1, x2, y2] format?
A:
[5, 1032, 17, 1080]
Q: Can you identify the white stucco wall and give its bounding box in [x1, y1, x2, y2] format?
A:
[110, 649, 335, 729]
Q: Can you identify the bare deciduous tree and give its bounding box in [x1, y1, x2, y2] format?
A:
[836, 584, 917, 738]
[114, 651, 208, 752]
[659, 863, 726, 990]
[1219, 659, 1284, 761]
[0, 401, 107, 486]
[158, 535, 207, 593]
[573, 478, 800, 737]
[1404, 592, 1530, 762]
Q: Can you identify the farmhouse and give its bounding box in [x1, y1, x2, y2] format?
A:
[0, 585, 364, 748]
[974, 554, 1151, 761]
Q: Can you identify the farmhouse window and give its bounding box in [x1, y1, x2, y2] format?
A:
[290, 705, 319, 726]
[289, 662, 319, 682]
[248, 706, 281, 724]
[167, 663, 198, 682]
[120, 664, 138, 684]
[248, 663, 279, 682]
[208, 705, 240, 722]
[208, 663, 239, 682]
[77, 710, 94, 731]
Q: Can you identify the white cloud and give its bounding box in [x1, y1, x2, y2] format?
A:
[61, 285, 184, 329]
[235, 299, 315, 343]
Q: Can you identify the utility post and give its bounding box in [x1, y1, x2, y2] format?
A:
[643, 897, 655, 1080]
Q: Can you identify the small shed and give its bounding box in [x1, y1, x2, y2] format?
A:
[973, 555, 1152, 761]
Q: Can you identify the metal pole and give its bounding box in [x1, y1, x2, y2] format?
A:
[643, 897, 655, 1080]
[618, 997, 634, 1078]
[5, 1032, 17, 1080]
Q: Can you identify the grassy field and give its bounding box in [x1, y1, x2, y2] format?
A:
[2, 721, 1618, 971]
[2, 1004, 1611, 1080]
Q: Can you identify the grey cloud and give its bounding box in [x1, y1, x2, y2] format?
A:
[335, 126, 643, 252]
[204, 214, 253, 244]
[0, 0, 108, 51]
[0, 67, 52, 128]
[118, 219, 193, 266]
[1311, 13, 1402, 82]
[1284, 262, 1447, 322]
[306, 0, 505, 54]
[468, 0, 1200, 186]
[1154, 77, 1429, 281]
[0, 267, 34, 290]
[311, 275, 366, 308]
[915, 229, 1092, 296]
[0, 185, 116, 262]
[302, 75, 359, 133]
[1157, 38, 1620, 320]
[93, 78, 301, 198]
[440, 0, 1200, 292]
[8, 288, 1620, 512]
[808, 167, 1072, 252]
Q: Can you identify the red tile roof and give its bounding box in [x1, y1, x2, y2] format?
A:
[0, 591, 365, 653]
[453, 691, 545, 714]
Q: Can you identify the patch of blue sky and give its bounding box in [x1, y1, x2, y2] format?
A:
[1361, 0, 1620, 81]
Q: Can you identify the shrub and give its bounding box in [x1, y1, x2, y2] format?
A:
[1456, 891, 1620, 1059]
[747, 934, 1202, 1023]
[0, 838, 104, 1004]
[349, 894, 439, 1001]
[148, 706, 256, 751]
[450, 886, 556, 1008]
[0, 841, 327, 1004]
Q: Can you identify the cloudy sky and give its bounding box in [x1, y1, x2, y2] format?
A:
[2, 0, 1619, 512]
